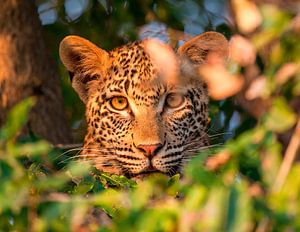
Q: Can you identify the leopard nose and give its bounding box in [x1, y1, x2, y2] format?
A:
[137, 143, 163, 156]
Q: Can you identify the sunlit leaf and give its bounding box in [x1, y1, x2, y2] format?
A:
[232, 0, 262, 34]
[265, 98, 297, 132]
[9, 141, 51, 157]
[0, 97, 36, 141]
[225, 182, 251, 232]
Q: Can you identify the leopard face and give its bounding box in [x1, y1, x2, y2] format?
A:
[59, 32, 228, 178]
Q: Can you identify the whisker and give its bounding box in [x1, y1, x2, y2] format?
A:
[205, 126, 224, 135]
[184, 143, 223, 151]
[54, 147, 83, 161]
[54, 146, 114, 163]
[208, 132, 232, 138]
[58, 150, 114, 165]
[168, 166, 178, 176]
[79, 148, 115, 153]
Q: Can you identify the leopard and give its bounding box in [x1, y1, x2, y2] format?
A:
[59, 31, 228, 179]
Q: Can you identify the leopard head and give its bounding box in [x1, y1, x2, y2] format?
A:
[59, 32, 228, 179]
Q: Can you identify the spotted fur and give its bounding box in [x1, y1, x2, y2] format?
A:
[59, 32, 228, 178]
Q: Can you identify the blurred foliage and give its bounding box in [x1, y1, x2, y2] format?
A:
[1, 0, 300, 231]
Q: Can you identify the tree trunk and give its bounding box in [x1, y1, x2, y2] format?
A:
[0, 0, 71, 144]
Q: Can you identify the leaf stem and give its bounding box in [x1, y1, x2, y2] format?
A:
[273, 117, 300, 192]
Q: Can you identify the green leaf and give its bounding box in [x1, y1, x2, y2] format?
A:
[67, 161, 91, 178]
[9, 141, 51, 157]
[130, 181, 153, 210]
[265, 97, 296, 132]
[225, 182, 251, 232]
[73, 182, 94, 194]
[99, 173, 137, 188]
[0, 97, 36, 141]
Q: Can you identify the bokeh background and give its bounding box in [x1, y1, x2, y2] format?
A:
[1, 0, 300, 231]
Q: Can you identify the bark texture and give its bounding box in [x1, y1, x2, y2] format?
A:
[0, 0, 71, 143]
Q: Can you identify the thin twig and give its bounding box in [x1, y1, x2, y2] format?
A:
[54, 143, 83, 150]
[42, 192, 72, 203]
[254, 118, 300, 232]
[273, 117, 300, 192]
[255, 217, 271, 232]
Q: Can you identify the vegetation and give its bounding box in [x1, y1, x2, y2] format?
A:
[1, 0, 300, 231]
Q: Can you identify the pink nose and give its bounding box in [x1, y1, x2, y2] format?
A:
[137, 143, 163, 156]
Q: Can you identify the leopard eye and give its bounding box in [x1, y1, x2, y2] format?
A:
[110, 96, 128, 110]
[165, 93, 185, 109]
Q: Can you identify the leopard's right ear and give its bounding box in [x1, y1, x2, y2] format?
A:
[59, 35, 109, 103]
[177, 32, 228, 78]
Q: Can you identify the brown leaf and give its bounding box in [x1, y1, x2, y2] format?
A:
[248, 183, 264, 197]
[205, 150, 231, 171]
[143, 39, 179, 85]
[199, 53, 244, 100]
[275, 63, 298, 85]
[232, 0, 262, 34]
[229, 35, 256, 66]
[245, 76, 266, 100]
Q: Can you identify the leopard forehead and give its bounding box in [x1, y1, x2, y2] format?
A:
[101, 41, 167, 105]
[109, 41, 155, 82]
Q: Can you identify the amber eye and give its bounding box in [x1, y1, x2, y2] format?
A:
[165, 93, 185, 109]
[110, 96, 128, 110]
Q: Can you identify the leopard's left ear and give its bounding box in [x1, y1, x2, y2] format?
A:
[177, 32, 228, 73]
[59, 35, 109, 103]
